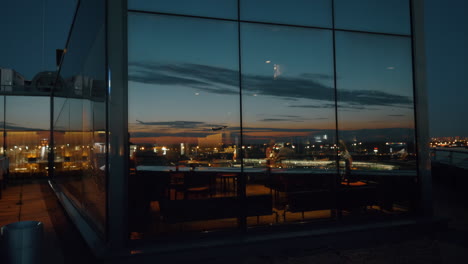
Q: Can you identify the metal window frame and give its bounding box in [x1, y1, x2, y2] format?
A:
[107, 0, 129, 251]
[112, 0, 431, 252]
[410, 0, 432, 216]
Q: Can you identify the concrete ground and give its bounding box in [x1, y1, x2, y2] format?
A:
[0, 170, 467, 264]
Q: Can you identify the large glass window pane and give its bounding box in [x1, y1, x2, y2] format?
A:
[334, 0, 411, 35]
[240, 0, 332, 28]
[54, 0, 107, 234]
[241, 23, 337, 226]
[335, 31, 417, 218]
[128, 0, 238, 20]
[4, 96, 49, 177]
[128, 13, 240, 238]
[0, 96, 4, 156]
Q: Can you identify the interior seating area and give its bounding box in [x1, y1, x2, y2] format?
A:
[128, 167, 417, 238]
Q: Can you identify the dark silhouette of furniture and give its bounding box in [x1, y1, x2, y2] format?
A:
[337, 183, 378, 212]
[283, 190, 336, 221]
[171, 171, 215, 200]
[128, 171, 170, 231]
[159, 194, 275, 224]
[217, 173, 237, 193]
[269, 173, 335, 210]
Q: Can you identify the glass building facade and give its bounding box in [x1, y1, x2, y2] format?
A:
[0, 0, 430, 257]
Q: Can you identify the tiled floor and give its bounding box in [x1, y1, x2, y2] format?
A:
[0, 180, 101, 264]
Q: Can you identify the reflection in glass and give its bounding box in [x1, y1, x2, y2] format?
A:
[128, 0, 238, 20]
[0, 96, 4, 156]
[335, 31, 417, 216]
[5, 96, 50, 176]
[128, 13, 240, 237]
[53, 0, 106, 234]
[241, 23, 337, 225]
[334, 0, 411, 35]
[240, 0, 332, 28]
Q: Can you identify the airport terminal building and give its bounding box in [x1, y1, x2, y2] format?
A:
[1, 0, 430, 259]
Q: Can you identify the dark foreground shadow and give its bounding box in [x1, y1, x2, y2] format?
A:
[40, 182, 102, 264]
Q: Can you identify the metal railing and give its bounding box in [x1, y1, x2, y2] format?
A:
[431, 147, 468, 170]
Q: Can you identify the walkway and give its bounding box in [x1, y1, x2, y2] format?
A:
[0, 180, 100, 264]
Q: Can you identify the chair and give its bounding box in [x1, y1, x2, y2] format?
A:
[283, 190, 335, 221]
[169, 172, 185, 200]
[217, 173, 237, 193]
[176, 171, 214, 200]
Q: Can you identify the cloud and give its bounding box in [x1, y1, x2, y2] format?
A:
[289, 103, 377, 111]
[241, 126, 326, 133]
[190, 85, 238, 95]
[289, 104, 335, 109]
[258, 118, 304, 122]
[1, 122, 46, 131]
[131, 131, 210, 138]
[131, 122, 330, 135]
[278, 115, 303, 118]
[129, 72, 209, 86]
[136, 120, 204, 128]
[256, 115, 330, 122]
[129, 62, 413, 108]
[134, 120, 229, 130]
[130, 126, 416, 144]
[129, 62, 238, 93]
[299, 73, 334, 81]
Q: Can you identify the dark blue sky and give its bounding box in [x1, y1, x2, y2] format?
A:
[424, 0, 468, 137]
[1, 0, 467, 138]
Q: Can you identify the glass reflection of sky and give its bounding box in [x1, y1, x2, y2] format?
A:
[336, 32, 415, 141]
[128, 13, 239, 144]
[240, 0, 332, 28]
[59, 0, 105, 80]
[128, 11, 415, 145]
[4, 96, 50, 130]
[241, 23, 335, 143]
[334, 0, 411, 35]
[129, 0, 238, 20]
